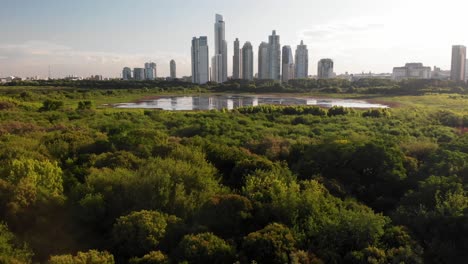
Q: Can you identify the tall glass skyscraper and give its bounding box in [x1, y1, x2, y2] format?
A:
[213, 14, 228, 83]
[233, 38, 241, 79]
[122, 67, 132, 80]
[144, 62, 157, 80]
[451, 45, 466, 82]
[242, 42, 254, 81]
[295, 40, 309, 79]
[282, 46, 294, 83]
[258, 42, 270, 80]
[191, 36, 209, 84]
[268, 30, 281, 81]
[317, 59, 334, 79]
[170, 60, 176, 79]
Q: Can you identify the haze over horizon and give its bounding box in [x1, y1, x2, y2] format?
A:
[1, 0, 467, 78]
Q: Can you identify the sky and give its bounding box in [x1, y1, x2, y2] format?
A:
[0, 0, 467, 78]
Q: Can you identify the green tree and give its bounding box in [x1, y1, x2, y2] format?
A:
[112, 210, 181, 259]
[0, 158, 63, 216]
[197, 194, 253, 238]
[40, 100, 64, 111]
[243, 223, 296, 264]
[0, 223, 33, 264]
[48, 250, 114, 264]
[176, 233, 235, 264]
[129, 251, 169, 264]
[77, 101, 93, 111]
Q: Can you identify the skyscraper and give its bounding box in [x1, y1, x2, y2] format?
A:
[212, 55, 222, 82]
[233, 38, 241, 79]
[258, 42, 270, 80]
[295, 40, 309, 79]
[134, 68, 145, 81]
[268, 30, 281, 80]
[213, 14, 228, 83]
[170, 60, 176, 79]
[242, 42, 254, 81]
[144, 62, 157, 80]
[191, 36, 210, 84]
[317, 59, 334, 79]
[282, 46, 294, 83]
[451, 45, 466, 82]
[122, 67, 132, 80]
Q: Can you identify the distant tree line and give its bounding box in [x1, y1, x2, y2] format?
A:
[3, 78, 468, 95]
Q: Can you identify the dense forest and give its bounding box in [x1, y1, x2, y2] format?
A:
[0, 84, 467, 263]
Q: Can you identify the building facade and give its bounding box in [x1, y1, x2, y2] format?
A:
[258, 42, 270, 80]
[242, 42, 254, 81]
[144, 62, 157, 80]
[282, 46, 294, 83]
[191, 36, 210, 84]
[122, 67, 132, 80]
[170, 60, 176, 79]
[233, 38, 241, 79]
[317, 59, 334, 79]
[213, 14, 228, 83]
[134, 68, 145, 81]
[268, 30, 281, 80]
[295, 40, 308, 79]
[451, 45, 466, 82]
[392, 63, 431, 81]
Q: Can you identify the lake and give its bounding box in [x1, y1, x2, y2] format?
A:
[114, 95, 389, 111]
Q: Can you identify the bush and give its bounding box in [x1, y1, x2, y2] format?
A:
[40, 100, 64, 111]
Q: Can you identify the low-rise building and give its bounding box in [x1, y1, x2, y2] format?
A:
[392, 63, 431, 81]
[432, 66, 451, 80]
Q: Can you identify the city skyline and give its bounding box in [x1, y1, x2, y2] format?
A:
[1, 0, 468, 78]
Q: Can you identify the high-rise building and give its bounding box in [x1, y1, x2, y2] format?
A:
[144, 62, 157, 80]
[465, 59, 468, 81]
[191, 36, 210, 84]
[268, 30, 281, 80]
[451, 45, 466, 82]
[170, 60, 176, 79]
[317, 59, 334, 79]
[392, 63, 431, 81]
[134, 68, 145, 81]
[282, 46, 294, 83]
[212, 55, 223, 83]
[122, 67, 132, 80]
[295, 40, 309, 79]
[233, 38, 241, 79]
[213, 14, 228, 83]
[258, 42, 270, 80]
[242, 42, 254, 81]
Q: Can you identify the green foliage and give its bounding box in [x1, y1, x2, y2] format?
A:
[290, 141, 407, 212]
[0, 87, 465, 263]
[243, 223, 296, 264]
[129, 251, 169, 264]
[197, 194, 253, 238]
[40, 99, 64, 111]
[394, 176, 468, 262]
[176, 233, 235, 264]
[112, 210, 181, 259]
[0, 158, 63, 215]
[362, 109, 391, 118]
[48, 250, 114, 264]
[327, 106, 350, 117]
[0, 223, 33, 264]
[77, 101, 93, 111]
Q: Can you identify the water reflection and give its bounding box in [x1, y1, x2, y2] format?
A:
[114, 95, 387, 111]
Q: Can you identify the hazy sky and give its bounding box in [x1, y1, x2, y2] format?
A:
[1, 0, 467, 78]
